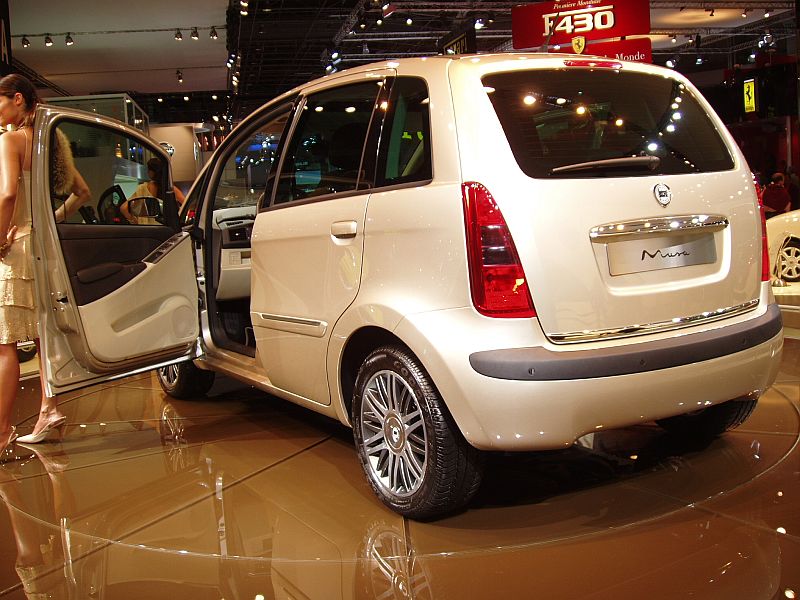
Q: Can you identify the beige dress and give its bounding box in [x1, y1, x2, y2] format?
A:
[0, 132, 37, 344]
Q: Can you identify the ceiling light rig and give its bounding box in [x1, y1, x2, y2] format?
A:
[240, 0, 249, 16]
[741, 9, 748, 18]
[65, 33, 74, 46]
[191, 27, 199, 40]
[209, 26, 218, 40]
[176, 69, 183, 83]
[21, 36, 29, 48]
[764, 8, 771, 17]
[174, 29, 183, 41]
[44, 34, 53, 47]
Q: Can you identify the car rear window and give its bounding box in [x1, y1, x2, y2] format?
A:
[482, 68, 734, 178]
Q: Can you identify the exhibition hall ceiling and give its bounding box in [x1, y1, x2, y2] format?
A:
[7, 0, 796, 123]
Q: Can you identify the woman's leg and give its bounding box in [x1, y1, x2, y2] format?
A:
[0, 342, 20, 447]
[27, 340, 64, 437]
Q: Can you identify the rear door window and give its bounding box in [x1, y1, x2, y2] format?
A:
[272, 81, 380, 205]
[376, 77, 432, 186]
[482, 69, 734, 178]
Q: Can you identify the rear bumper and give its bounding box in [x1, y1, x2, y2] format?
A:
[394, 301, 783, 451]
[469, 303, 783, 381]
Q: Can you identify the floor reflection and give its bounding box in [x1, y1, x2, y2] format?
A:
[0, 342, 798, 598]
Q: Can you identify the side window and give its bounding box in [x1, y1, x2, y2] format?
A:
[50, 120, 169, 226]
[213, 111, 290, 214]
[273, 81, 381, 205]
[377, 77, 432, 186]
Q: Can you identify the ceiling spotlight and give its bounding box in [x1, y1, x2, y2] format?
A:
[183, 96, 190, 101]
[741, 9, 748, 18]
[65, 33, 74, 46]
[44, 35, 53, 47]
[212, 115, 219, 122]
[671, 34, 677, 43]
[157, 97, 163, 103]
[191, 27, 199, 40]
[174, 29, 183, 41]
[764, 8, 771, 17]
[358, 18, 367, 30]
[210, 26, 218, 40]
[474, 17, 486, 30]
[176, 69, 183, 83]
[211, 94, 218, 100]
[695, 55, 704, 65]
[376, 18, 383, 26]
[666, 58, 675, 68]
[21, 36, 30, 48]
[406, 17, 413, 25]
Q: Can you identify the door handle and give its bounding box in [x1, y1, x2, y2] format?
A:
[331, 221, 357, 239]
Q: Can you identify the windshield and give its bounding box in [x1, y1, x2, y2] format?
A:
[482, 68, 734, 178]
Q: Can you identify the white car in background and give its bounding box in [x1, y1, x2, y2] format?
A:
[767, 210, 800, 281]
[32, 53, 782, 519]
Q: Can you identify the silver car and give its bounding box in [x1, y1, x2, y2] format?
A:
[35, 54, 782, 519]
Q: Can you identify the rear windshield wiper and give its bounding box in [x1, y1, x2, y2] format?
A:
[550, 155, 661, 175]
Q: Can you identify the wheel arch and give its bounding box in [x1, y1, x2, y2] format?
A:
[338, 326, 406, 424]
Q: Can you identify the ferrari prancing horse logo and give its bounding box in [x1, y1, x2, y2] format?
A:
[572, 36, 586, 54]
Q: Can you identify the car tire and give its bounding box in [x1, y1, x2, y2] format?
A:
[656, 397, 758, 438]
[16, 344, 37, 363]
[157, 361, 216, 399]
[778, 240, 800, 282]
[352, 345, 485, 520]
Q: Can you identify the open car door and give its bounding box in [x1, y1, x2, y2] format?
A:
[31, 106, 200, 396]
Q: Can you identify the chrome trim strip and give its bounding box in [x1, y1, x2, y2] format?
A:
[254, 312, 325, 327]
[550, 299, 759, 344]
[251, 312, 328, 338]
[590, 214, 728, 240]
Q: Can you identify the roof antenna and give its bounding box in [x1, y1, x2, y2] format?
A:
[539, 5, 562, 52]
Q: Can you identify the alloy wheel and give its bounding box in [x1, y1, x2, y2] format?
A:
[359, 370, 427, 497]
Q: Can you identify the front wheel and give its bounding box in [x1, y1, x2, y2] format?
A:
[656, 397, 758, 438]
[352, 345, 484, 520]
[157, 361, 215, 399]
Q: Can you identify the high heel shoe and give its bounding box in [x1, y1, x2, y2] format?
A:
[16, 417, 67, 444]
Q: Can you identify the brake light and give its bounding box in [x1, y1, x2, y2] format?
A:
[462, 182, 536, 318]
[563, 59, 623, 69]
[758, 196, 770, 282]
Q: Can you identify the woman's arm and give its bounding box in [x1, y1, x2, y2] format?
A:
[54, 166, 91, 223]
[173, 185, 186, 205]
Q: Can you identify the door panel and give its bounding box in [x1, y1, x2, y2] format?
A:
[33, 108, 199, 394]
[251, 75, 389, 404]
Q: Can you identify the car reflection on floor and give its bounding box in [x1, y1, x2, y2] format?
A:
[0, 341, 798, 599]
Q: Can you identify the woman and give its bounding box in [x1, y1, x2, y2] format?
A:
[120, 157, 185, 224]
[0, 74, 84, 451]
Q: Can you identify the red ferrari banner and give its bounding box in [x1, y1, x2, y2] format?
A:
[512, 0, 651, 49]
[583, 37, 652, 63]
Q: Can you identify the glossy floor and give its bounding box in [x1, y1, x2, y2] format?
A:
[0, 342, 798, 600]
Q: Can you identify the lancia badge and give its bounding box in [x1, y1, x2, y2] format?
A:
[653, 183, 672, 207]
[571, 36, 586, 54]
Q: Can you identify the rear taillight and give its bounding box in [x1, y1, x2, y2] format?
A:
[462, 182, 536, 318]
[758, 197, 770, 282]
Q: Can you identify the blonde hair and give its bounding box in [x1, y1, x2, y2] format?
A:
[50, 129, 75, 196]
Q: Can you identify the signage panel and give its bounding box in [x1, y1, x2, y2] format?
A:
[439, 27, 477, 55]
[583, 38, 652, 63]
[0, 0, 11, 76]
[743, 78, 756, 113]
[512, 0, 651, 49]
